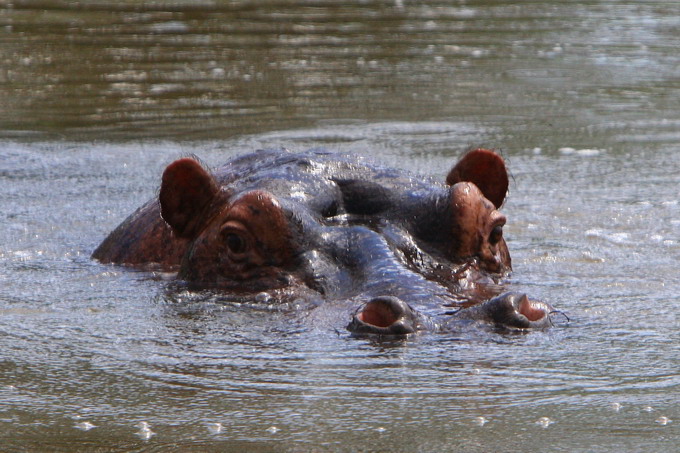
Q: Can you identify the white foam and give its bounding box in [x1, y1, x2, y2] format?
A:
[559, 147, 602, 156]
[74, 421, 96, 431]
[473, 416, 488, 426]
[135, 422, 156, 440]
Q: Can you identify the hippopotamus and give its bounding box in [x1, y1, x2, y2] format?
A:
[93, 148, 557, 335]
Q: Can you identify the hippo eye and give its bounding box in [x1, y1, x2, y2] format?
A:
[489, 225, 504, 245]
[225, 232, 248, 255]
[220, 221, 251, 258]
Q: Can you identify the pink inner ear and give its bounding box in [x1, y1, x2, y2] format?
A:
[159, 158, 221, 239]
[446, 149, 509, 209]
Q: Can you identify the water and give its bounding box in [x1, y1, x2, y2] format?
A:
[1, 1, 679, 451]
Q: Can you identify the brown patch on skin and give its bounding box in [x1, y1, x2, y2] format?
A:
[92, 200, 189, 268]
[94, 157, 229, 269]
[449, 182, 510, 273]
[446, 148, 509, 209]
[224, 191, 294, 264]
[179, 190, 296, 288]
[94, 158, 295, 287]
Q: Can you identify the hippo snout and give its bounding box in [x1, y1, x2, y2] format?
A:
[347, 296, 422, 336]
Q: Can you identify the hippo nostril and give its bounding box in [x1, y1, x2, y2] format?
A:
[517, 294, 548, 322]
[358, 298, 400, 328]
[348, 296, 419, 335]
[458, 292, 557, 330]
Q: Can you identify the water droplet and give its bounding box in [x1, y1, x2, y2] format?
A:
[266, 426, 279, 434]
[656, 416, 672, 426]
[255, 292, 271, 303]
[74, 421, 96, 431]
[376, 427, 386, 433]
[135, 422, 155, 440]
[473, 416, 488, 426]
[643, 406, 654, 413]
[470, 368, 481, 375]
[207, 422, 223, 434]
[611, 403, 622, 412]
[536, 417, 554, 428]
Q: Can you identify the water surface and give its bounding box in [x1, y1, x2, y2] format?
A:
[1, 1, 679, 451]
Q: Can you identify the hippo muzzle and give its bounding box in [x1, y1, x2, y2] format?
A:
[346, 292, 558, 336]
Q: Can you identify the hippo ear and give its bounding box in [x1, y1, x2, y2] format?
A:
[159, 158, 221, 239]
[446, 148, 508, 209]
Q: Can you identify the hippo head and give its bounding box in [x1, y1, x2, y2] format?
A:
[157, 149, 511, 298]
[91, 147, 540, 336]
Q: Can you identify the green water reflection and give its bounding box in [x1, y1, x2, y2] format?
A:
[2, 0, 678, 148]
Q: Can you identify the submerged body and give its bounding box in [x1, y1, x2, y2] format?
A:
[93, 148, 555, 334]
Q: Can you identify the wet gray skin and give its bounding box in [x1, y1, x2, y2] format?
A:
[93, 148, 555, 336]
